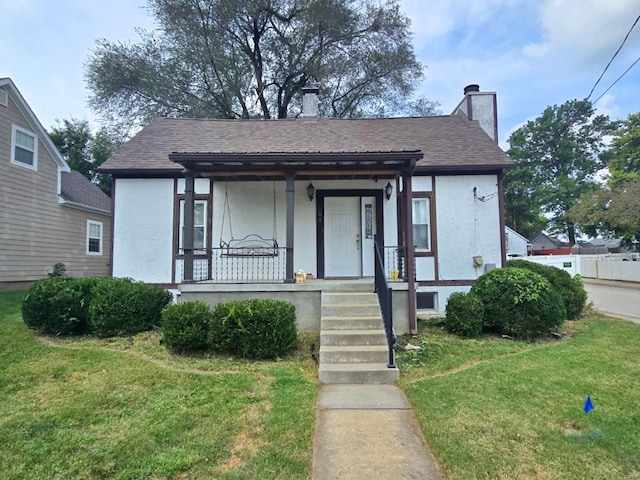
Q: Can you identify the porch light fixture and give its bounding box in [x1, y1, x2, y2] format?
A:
[385, 182, 393, 200]
[307, 182, 315, 201]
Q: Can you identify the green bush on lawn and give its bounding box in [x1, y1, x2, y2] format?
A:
[507, 259, 587, 319]
[162, 300, 213, 352]
[444, 291, 484, 338]
[470, 267, 566, 340]
[209, 299, 297, 359]
[22, 277, 100, 335]
[89, 278, 172, 337]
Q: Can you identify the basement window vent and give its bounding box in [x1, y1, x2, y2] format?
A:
[0, 89, 8, 107]
[416, 292, 436, 310]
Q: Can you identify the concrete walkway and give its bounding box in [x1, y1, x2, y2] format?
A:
[312, 384, 443, 479]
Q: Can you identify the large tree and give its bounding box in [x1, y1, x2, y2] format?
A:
[85, 0, 433, 131]
[504, 99, 614, 245]
[49, 119, 117, 196]
[570, 112, 640, 244]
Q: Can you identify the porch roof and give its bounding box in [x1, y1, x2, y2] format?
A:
[99, 114, 513, 175]
[168, 150, 420, 177]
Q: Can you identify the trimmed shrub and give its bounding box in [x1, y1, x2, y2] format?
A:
[444, 292, 484, 338]
[88, 278, 172, 337]
[162, 301, 212, 352]
[507, 259, 587, 319]
[22, 277, 100, 335]
[471, 267, 566, 339]
[209, 299, 297, 359]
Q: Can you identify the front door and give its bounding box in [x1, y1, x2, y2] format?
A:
[324, 197, 361, 277]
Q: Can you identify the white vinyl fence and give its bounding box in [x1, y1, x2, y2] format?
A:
[526, 253, 640, 283]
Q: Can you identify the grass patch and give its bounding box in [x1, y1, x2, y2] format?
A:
[0, 291, 319, 479]
[398, 315, 640, 479]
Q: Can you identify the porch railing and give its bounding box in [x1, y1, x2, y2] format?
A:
[374, 236, 395, 369]
[178, 247, 287, 283]
[381, 245, 407, 281]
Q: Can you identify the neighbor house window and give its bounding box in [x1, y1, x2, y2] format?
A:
[87, 220, 103, 255]
[412, 197, 431, 251]
[180, 200, 207, 251]
[11, 125, 38, 170]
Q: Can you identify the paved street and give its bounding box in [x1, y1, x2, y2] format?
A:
[583, 279, 640, 323]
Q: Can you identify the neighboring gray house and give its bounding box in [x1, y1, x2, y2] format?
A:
[529, 232, 570, 252]
[0, 78, 112, 289]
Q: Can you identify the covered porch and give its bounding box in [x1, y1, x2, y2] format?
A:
[173, 150, 422, 333]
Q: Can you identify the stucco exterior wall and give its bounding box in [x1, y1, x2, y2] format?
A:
[211, 178, 397, 278]
[434, 174, 502, 280]
[112, 178, 174, 282]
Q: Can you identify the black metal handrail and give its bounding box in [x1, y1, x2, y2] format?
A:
[373, 236, 395, 368]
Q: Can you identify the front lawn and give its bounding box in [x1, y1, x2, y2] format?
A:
[0, 291, 319, 479]
[398, 313, 640, 480]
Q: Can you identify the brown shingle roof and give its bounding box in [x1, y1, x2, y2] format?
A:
[100, 114, 512, 173]
[61, 171, 111, 212]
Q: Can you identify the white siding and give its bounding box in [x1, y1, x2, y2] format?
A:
[112, 178, 174, 282]
[0, 88, 111, 282]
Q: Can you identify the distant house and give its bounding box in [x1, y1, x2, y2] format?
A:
[99, 84, 513, 334]
[505, 226, 530, 257]
[529, 232, 571, 255]
[0, 78, 111, 289]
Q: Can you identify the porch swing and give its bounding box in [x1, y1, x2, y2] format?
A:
[219, 182, 279, 257]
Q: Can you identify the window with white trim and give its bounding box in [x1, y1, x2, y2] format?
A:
[11, 125, 38, 170]
[87, 220, 103, 255]
[412, 198, 431, 251]
[179, 200, 207, 251]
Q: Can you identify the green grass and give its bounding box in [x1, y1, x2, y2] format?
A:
[0, 291, 319, 479]
[398, 314, 640, 480]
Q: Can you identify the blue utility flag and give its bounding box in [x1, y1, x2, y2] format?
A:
[583, 395, 594, 414]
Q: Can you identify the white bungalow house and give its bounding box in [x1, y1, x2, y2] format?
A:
[99, 84, 513, 335]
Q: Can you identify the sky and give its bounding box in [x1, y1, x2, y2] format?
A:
[2, 0, 639, 149]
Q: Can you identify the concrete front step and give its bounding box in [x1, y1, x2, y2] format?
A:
[321, 315, 382, 330]
[319, 362, 399, 384]
[321, 304, 382, 317]
[321, 292, 378, 305]
[320, 329, 388, 346]
[320, 345, 390, 363]
[319, 281, 374, 293]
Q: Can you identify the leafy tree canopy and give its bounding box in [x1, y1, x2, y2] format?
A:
[569, 111, 640, 244]
[49, 119, 118, 196]
[504, 99, 614, 244]
[85, 0, 436, 132]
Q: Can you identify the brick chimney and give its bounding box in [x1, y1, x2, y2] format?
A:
[302, 86, 319, 118]
[452, 84, 498, 143]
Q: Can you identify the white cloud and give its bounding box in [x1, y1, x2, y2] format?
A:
[523, 0, 640, 69]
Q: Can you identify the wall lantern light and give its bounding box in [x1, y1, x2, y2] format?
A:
[385, 182, 393, 200]
[307, 182, 315, 201]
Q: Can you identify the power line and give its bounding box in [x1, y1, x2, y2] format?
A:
[593, 55, 640, 105]
[587, 13, 640, 100]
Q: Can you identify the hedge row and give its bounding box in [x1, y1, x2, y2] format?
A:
[22, 277, 172, 337]
[444, 263, 582, 340]
[162, 299, 297, 360]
